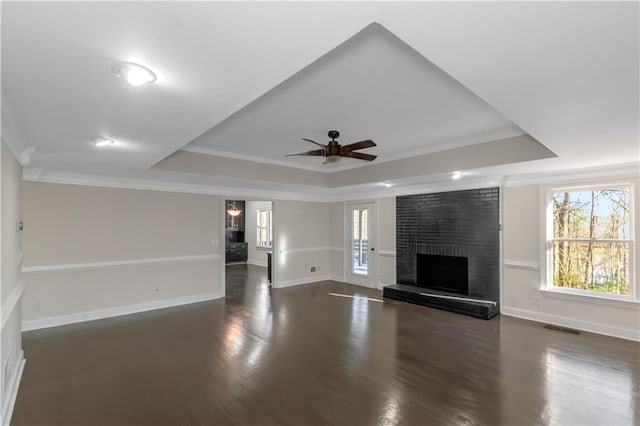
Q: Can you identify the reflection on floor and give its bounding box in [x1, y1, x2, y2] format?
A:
[12, 264, 640, 425]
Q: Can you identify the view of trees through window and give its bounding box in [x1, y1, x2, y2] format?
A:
[257, 209, 272, 247]
[551, 187, 631, 295]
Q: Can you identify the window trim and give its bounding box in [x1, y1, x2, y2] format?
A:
[256, 208, 272, 249]
[541, 180, 636, 302]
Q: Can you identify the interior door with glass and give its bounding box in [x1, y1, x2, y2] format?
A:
[346, 202, 377, 288]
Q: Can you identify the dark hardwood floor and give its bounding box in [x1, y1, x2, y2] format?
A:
[12, 264, 640, 425]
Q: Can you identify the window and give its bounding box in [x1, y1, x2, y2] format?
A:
[257, 208, 272, 248]
[546, 184, 633, 298]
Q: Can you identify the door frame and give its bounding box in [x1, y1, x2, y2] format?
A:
[220, 197, 277, 298]
[344, 200, 378, 288]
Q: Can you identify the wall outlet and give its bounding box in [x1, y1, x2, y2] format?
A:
[310, 266, 317, 272]
[32, 302, 40, 312]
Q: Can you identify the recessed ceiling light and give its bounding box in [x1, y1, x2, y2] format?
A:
[452, 171, 463, 180]
[112, 62, 157, 86]
[94, 137, 115, 147]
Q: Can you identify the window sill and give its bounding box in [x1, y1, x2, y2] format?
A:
[540, 288, 639, 309]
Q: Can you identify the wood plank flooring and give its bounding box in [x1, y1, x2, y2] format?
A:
[12, 264, 640, 425]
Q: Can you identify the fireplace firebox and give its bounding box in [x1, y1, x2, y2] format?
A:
[416, 253, 468, 295]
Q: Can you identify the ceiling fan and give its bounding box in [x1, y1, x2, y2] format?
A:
[285, 130, 377, 164]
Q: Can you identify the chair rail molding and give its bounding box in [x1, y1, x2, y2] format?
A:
[503, 260, 540, 271]
[22, 254, 220, 274]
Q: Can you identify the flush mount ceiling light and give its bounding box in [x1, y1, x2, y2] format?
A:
[452, 171, 463, 180]
[93, 137, 115, 147]
[112, 62, 157, 86]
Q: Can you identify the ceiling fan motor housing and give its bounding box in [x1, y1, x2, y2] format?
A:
[327, 141, 341, 156]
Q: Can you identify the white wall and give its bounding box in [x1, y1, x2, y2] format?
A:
[21, 183, 223, 330]
[377, 197, 396, 287]
[246, 200, 272, 267]
[0, 140, 25, 426]
[328, 202, 344, 280]
[275, 200, 331, 287]
[502, 179, 640, 341]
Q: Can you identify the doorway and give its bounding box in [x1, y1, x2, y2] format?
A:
[345, 201, 377, 288]
[222, 199, 275, 298]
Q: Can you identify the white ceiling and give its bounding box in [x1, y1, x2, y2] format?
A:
[185, 22, 525, 173]
[2, 2, 638, 197]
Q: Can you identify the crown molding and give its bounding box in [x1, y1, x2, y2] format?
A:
[22, 169, 333, 202]
[22, 161, 638, 203]
[1, 90, 32, 164]
[182, 132, 529, 175]
[502, 162, 640, 187]
[1, 131, 22, 164]
[392, 176, 504, 197]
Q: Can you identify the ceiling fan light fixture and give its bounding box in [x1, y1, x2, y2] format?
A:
[287, 130, 377, 164]
[112, 62, 157, 86]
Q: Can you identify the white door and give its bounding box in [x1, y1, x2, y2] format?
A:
[346, 202, 377, 288]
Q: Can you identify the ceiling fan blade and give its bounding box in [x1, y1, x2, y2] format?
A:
[302, 138, 327, 149]
[284, 149, 324, 157]
[342, 151, 377, 161]
[341, 139, 376, 153]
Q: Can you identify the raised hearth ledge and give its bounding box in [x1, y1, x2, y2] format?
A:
[383, 284, 499, 320]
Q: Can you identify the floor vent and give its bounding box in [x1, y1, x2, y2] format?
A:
[544, 324, 581, 335]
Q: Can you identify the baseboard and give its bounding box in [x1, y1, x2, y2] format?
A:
[328, 274, 344, 282]
[22, 292, 221, 332]
[1, 351, 25, 426]
[247, 259, 268, 268]
[277, 274, 330, 288]
[501, 306, 640, 342]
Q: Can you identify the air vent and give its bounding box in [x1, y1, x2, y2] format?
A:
[544, 324, 580, 335]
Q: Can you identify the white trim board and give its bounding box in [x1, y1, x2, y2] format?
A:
[503, 260, 540, 271]
[1, 281, 26, 331]
[21, 162, 638, 204]
[1, 351, 25, 426]
[279, 247, 337, 255]
[22, 292, 221, 332]
[247, 259, 268, 268]
[501, 306, 640, 342]
[22, 169, 332, 202]
[22, 254, 219, 274]
[379, 250, 396, 257]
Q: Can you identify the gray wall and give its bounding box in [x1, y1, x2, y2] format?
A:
[21, 183, 223, 325]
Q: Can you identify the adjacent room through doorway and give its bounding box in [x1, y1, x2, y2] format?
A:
[225, 199, 274, 299]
